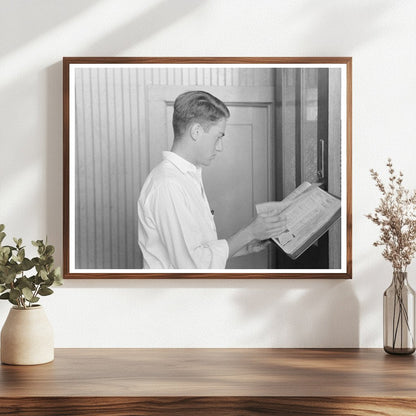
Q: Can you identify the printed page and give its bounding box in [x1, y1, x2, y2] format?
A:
[278, 187, 340, 257]
[256, 183, 341, 259]
[256, 182, 311, 215]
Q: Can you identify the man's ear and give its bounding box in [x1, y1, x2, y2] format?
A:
[190, 123, 202, 141]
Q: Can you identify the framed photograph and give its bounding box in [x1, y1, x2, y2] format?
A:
[63, 57, 352, 279]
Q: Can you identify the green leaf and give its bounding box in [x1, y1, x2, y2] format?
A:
[17, 248, 25, 263]
[43, 276, 55, 287]
[17, 276, 35, 291]
[38, 287, 54, 296]
[0, 250, 9, 265]
[0, 246, 10, 255]
[2, 272, 17, 285]
[9, 288, 21, 301]
[34, 274, 43, 285]
[13, 237, 22, 248]
[0, 224, 4, 232]
[31, 258, 40, 269]
[43, 256, 54, 266]
[20, 258, 33, 271]
[8, 297, 18, 306]
[0, 251, 10, 267]
[45, 245, 55, 256]
[51, 266, 62, 280]
[48, 267, 63, 286]
[39, 269, 48, 281]
[32, 240, 43, 247]
[0, 291, 17, 306]
[22, 287, 34, 301]
[0, 232, 5, 244]
[0, 285, 6, 294]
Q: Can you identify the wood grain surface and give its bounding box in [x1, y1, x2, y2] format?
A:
[1, 348, 415, 415]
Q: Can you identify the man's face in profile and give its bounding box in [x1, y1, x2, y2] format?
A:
[195, 118, 226, 167]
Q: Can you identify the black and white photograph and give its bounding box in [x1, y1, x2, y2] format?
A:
[63, 58, 352, 278]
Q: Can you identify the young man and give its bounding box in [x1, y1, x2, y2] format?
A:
[138, 90, 286, 269]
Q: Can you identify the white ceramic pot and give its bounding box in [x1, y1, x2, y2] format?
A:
[1, 305, 54, 365]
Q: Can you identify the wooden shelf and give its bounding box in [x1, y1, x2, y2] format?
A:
[1, 348, 415, 415]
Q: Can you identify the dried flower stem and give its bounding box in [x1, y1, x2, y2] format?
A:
[366, 159, 416, 272]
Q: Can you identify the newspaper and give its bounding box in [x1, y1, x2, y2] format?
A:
[256, 182, 341, 259]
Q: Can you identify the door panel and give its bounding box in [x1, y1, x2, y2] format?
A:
[204, 105, 271, 269]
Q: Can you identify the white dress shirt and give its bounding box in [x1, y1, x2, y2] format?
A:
[138, 151, 229, 269]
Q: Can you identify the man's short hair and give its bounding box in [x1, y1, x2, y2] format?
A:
[172, 90, 230, 139]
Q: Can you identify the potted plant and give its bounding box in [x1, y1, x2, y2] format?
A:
[0, 224, 62, 365]
[367, 159, 416, 355]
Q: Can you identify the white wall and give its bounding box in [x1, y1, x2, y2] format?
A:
[1, 0, 415, 348]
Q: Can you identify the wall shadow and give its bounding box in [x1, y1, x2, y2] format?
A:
[286, 0, 394, 52]
[231, 279, 360, 347]
[46, 62, 64, 263]
[0, 0, 101, 57]
[81, 0, 204, 55]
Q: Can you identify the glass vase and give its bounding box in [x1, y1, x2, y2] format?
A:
[383, 271, 415, 355]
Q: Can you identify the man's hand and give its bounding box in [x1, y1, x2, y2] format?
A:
[233, 239, 271, 257]
[246, 211, 287, 241]
[226, 211, 287, 258]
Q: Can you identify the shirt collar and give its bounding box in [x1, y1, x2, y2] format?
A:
[163, 151, 201, 176]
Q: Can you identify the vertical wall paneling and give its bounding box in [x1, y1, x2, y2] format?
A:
[107, 69, 118, 268]
[231, 68, 239, 86]
[225, 69, 232, 87]
[90, 69, 103, 269]
[203, 68, 210, 86]
[99, 69, 111, 269]
[189, 68, 197, 86]
[159, 68, 167, 85]
[129, 68, 142, 268]
[121, 69, 132, 268]
[196, 68, 203, 86]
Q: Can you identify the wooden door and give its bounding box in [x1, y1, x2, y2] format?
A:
[148, 86, 275, 269]
[204, 105, 271, 269]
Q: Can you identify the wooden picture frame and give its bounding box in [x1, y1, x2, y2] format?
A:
[63, 57, 352, 279]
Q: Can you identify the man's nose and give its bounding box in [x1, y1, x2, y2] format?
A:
[215, 138, 223, 152]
